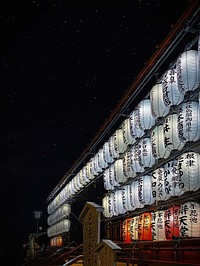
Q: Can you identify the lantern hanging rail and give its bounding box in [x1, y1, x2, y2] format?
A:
[46, 0, 200, 203]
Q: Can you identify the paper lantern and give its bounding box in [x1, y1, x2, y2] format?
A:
[130, 108, 144, 138]
[94, 153, 102, 174]
[163, 113, 185, 152]
[109, 163, 120, 189]
[179, 201, 200, 237]
[138, 99, 156, 130]
[103, 168, 116, 191]
[85, 162, 94, 181]
[138, 175, 155, 206]
[140, 137, 155, 168]
[102, 195, 112, 218]
[113, 189, 126, 215]
[177, 151, 200, 192]
[138, 212, 152, 241]
[121, 184, 135, 212]
[151, 210, 166, 241]
[103, 141, 114, 164]
[162, 68, 184, 106]
[121, 118, 136, 146]
[152, 167, 171, 202]
[114, 158, 127, 184]
[89, 157, 99, 176]
[176, 50, 200, 93]
[109, 192, 118, 217]
[130, 179, 143, 209]
[177, 101, 200, 143]
[108, 135, 119, 159]
[122, 218, 132, 243]
[97, 148, 108, 170]
[113, 128, 127, 155]
[163, 159, 183, 196]
[164, 205, 180, 240]
[130, 143, 145, 173]
[150, 83, 170, 119]
[130, 216, 139, 240]
[123, 150, 136, 179]
[151, 124, 170, 159]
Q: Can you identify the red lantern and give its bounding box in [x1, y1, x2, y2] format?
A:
[164, 206, 180, 240]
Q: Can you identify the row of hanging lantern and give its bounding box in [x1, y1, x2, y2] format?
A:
[47, 39, 200, 222]
[47, 203, 71, 226]
[122, 201, 200, 242]
[102, 151, 200, 218]
[47, 218, 71, 237]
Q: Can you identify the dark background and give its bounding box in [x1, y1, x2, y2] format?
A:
[0, 1, 192, 265]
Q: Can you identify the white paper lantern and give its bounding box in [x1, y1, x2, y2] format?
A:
[130, 143, 145, 173]
[150, 83, 170, 119]
[176, 50, 200, 93]
[113, 189, 126, 215]
[177, 101, 200, 143]
[103, 168, 116, 191]
[121, 184, 135, 212]
[140, 137, 155, 168]
[138, 99, 156, 130]
[177, 152, 200, 192]
[123, 150, 136, 179]
[114, 158, 127, 184]
[89, 157, 99, 176]
[109, 163, 120, 189]
[151, 210, 166, 241]
[109, 192, 118, 217]
[151, 124, 170, 159]
[163, 159, 183, 196]
[163, 113, 185, 152]
[121, 118, 136, 146]
[97, 148, 108, 170]
[162, 68, 184, 106]
[130, 108, 144, 138]
[152, 167, 171, 202]
[94, 153, 102, 174]
[103, 141, 114, 164]
[108, 135, 119, 159]
[179, 201, 200, 237]
[113, 128, 127, 155]
[85, 162, 94, 181]
[102, 195, 111, 218]
[130, 179, 143, 209]
[138, 175, 155, 206]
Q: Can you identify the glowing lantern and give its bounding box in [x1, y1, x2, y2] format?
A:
[150, 83, 170, 119]
[114, 158, 127, 184]
[138, 175, 155, 206]
[89, 157, 99, 176]
[151, 210, 166, 241]
[163, 159, 183, 196]
[138, 212, 152, 240]
[97, 148, 108, 170]
[152, 167, 171, 202]
[130, 216, 139, 240]
[102, 195, 112, 218]
[108, 135, 119, 159]
[130, 179, 143, 209]
[123, 149, 136, 179]
[113, 128, 127, 155]
[122, 218, 132, 243]
[140, 137, 155, 169]
[130, 143, 145, 173]
[121, 184, 135, 212]
[177, 101, 200, 143]
[163, 113, 185, 152]
[179, 201, 200, 237]
[103, 168, 116, 191]
[161, 68, 184, 106]
[151, 124, 170, 159]
[109, 192, 118, 217]
[176, 50, 200, 93]
[164, 205, 180, 240]
[130, 108, 144, 138]
[138, 99, 156, 130]
[85, 162, 94, 181]
[121, 118, 136, 146]
[109, 163, 120, 189]
[94, 153, 102, 174]
[177, 152, 200, 192]
[113, 189, 126, 215]
[103, 141, 114, 164]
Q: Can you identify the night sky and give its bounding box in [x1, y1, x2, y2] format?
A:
[0, 1, 193, 265]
